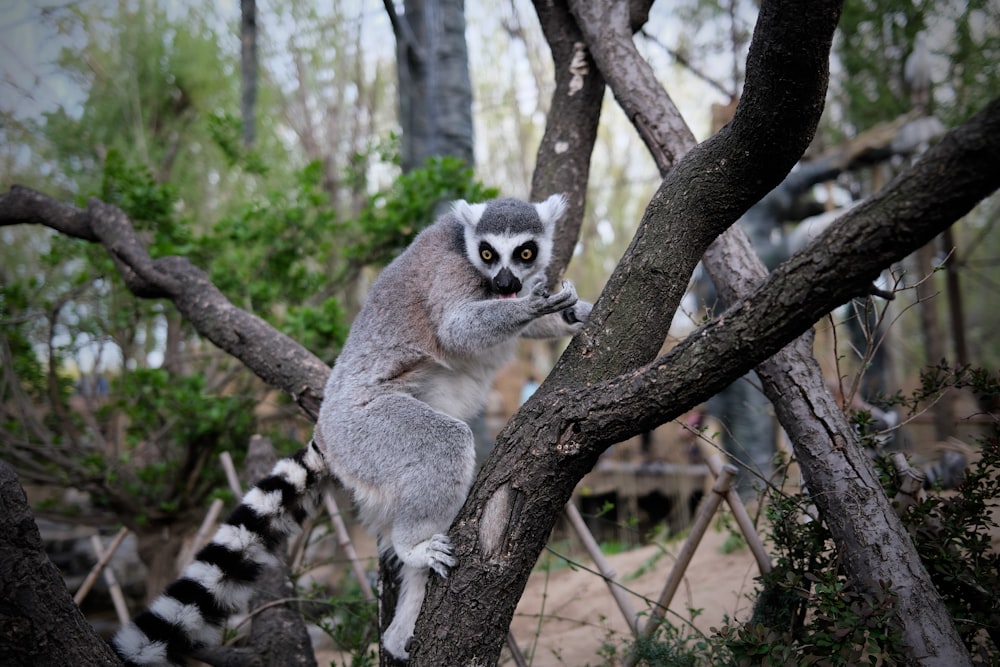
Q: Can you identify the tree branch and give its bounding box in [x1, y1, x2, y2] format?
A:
[0, 187, 330, 420]
[547, 0, 838, 389]
[415, 0, 998, 658]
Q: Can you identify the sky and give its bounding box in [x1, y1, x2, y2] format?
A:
[0, 1, 83, 119]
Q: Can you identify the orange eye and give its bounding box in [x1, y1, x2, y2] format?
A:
[481, 248, 493, 261]
[520, 248, 534, 261]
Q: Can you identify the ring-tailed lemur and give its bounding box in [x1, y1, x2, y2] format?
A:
[112, 195, 591, 665]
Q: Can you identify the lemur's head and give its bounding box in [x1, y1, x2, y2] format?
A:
[452, 194, 565, 298]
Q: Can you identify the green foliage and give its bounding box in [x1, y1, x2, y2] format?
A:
[601, 621, 702, 667]
[874, 362, 1000, 418]
[208, 161, 337, 304]
[718, 490, 907, 667]
[300, 574, 378, 667]
[206, 110, 268, 176]
[347, 155, 498, 267]
[40, 1, 237, 205]
[609, 368, 999, 666]
[206, 152, 495, 358]
[100, 149, 191, 257]
[106, 369, 254, 519]
[898, 431, 1000, 663]
[835, 0, 1000, 131]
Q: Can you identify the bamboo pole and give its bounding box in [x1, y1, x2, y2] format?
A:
[90, 534, 130, 625]
[707, 455, 772, 575]
[623, 464, 737, 667]
[219, 451, 243, 499]
[563, 501, 640, 635]
[323, 491, 375, 601]
[74, 526, 129, 606]
[177, 497, 225, 570]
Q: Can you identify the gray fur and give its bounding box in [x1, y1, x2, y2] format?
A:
[316, 193, 590, 660]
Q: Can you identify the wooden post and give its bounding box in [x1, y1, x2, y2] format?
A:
[623, 464, 738, 667]
[563, 501, 640, 635]
[73, 526, 129, 606]
[707, 455, 772, 575]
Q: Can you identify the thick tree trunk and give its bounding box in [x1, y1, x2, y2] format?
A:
[240, 0, 258, 148]
[410, 0, 1000, 663]
[0, 462, 121, 666]
[413, 93, 999, 665]
[706, 229, 972, 666]
[393, 0, 474, 171]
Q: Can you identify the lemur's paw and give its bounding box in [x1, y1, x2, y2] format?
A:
[424, 533, 456, 578]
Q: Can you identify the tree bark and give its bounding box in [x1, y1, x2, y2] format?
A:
[528, 0, 654, 281]
[2, 4, 999, 664]
[527, 0, 605, 280]
[0, 462, 121, 666]
[1, 98, 997, 667]
[391, 0, 474, 171]
[240, 0, 258, 148]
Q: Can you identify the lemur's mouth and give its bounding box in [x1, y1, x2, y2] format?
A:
[498, 293, 517, 300]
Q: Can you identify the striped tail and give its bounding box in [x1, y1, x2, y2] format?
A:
[113, 440, 329, 666]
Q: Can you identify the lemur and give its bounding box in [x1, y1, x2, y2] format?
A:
[112, 194, 592, 665]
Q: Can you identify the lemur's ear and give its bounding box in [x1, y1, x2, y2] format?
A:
[452, 200, 488, 229]
[534, 193, 567, 231]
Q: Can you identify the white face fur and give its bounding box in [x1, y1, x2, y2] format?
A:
[453, 194, 566, 298]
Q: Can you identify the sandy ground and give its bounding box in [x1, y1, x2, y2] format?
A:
[316, 524, 762, 667]
[506, 526, 762, 667]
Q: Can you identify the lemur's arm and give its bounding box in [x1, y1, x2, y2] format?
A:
[438, 280, 579, 353]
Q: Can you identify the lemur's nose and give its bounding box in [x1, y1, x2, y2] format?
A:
[493, 267, 521, 295]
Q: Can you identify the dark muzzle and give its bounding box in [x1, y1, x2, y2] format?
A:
[493, 267, 521, 296]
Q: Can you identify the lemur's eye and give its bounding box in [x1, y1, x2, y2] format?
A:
[479, 242, 496, 263]
[516, 241, 538, 263]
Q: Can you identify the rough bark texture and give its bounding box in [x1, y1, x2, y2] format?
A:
[415, 93, 998, 666]
[410, 0, 1000, 661]
[546, 0, 840, 388]
[528, 0, 605, 280]
[529, 0, 653, 281]
[0, 462, 121, 666]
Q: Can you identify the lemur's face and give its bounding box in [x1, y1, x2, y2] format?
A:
[453, 195, 566, 298]
[473, 231, 543, 298]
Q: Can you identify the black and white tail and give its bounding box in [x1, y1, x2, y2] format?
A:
[112, 440, 329, 666]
